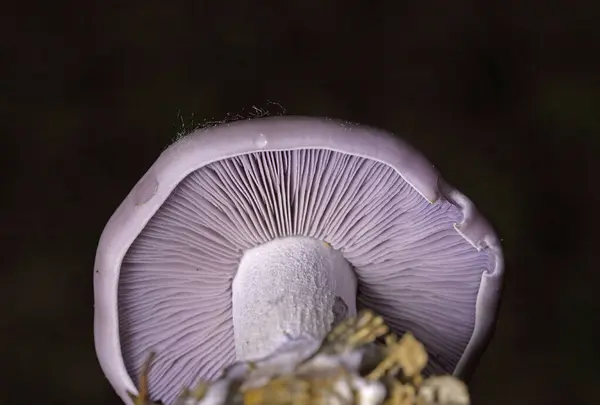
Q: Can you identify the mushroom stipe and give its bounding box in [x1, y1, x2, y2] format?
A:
[127, 310, 470, 405]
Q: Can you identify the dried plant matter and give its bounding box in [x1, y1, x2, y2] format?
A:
[128, 311, 469, 405]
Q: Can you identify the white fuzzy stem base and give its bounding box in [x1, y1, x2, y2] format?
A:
[231, 236, 357, 361]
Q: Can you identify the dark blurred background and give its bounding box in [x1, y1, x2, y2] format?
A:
[2, 1, 599, 404]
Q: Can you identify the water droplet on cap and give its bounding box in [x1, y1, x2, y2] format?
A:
[255, 133, 268, 148]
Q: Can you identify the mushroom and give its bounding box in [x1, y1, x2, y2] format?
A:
[94, 116, 503, 405]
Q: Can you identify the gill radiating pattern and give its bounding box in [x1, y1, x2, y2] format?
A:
[119, 149, 493, 404]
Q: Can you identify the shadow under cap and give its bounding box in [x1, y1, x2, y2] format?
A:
[93, 116, 504, 405]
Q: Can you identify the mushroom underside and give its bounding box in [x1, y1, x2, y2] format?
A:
[118, 148, 494, 404]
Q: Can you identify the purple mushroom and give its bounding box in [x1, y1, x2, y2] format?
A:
[94, 116, 503, 405]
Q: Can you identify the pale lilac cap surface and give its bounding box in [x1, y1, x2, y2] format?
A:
[94, 116, 504, 404]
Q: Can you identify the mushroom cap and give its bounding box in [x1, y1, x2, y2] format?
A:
[94, 116, 503, 405]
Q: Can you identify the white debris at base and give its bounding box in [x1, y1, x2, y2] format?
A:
[133, 311, 470, 405]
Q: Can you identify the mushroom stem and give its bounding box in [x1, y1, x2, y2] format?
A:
[232, 236, 357, 361]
